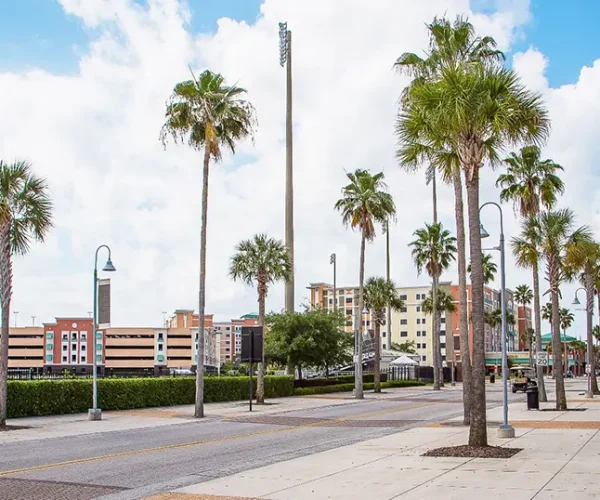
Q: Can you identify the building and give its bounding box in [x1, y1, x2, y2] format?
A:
[214, 312, 260, 363]
[7, 326, 44, 368]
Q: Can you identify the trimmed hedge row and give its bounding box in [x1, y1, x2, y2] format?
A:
[294, 379, 424, 396]
[7, 375, 294, 418]
[293, 373, 388, 388]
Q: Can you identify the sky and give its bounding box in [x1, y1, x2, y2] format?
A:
[1, 0, 599, 338]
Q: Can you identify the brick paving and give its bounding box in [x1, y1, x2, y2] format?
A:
[428, 419, 600, 429]
[0, 477, 125, 500]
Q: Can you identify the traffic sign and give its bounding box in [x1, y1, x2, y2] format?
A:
[536, 352, 549, 366]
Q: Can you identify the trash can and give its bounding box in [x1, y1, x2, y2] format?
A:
[526, 384, 539, 410]
[490, 373, 495, 383]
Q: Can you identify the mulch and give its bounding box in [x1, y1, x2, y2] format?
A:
[0, 425, 29, 432]
[423, 445, 522, 459]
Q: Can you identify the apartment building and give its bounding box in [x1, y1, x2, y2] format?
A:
[214, 312, 260, 362]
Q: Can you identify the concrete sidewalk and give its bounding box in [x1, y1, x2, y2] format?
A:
[149, 379, 600, 500]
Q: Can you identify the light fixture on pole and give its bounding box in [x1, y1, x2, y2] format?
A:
[573, 288, 593, 398]
[480, 202, 515, 439]
[330, 253, 337, 312]
[13, 311, 18, 328]
[89, 245, 116, 421]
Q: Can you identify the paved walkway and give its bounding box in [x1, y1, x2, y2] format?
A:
[144, 378, 600, 500]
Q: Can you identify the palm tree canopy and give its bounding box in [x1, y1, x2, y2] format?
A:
[511, 216, 542, 270]
[542, 302, 553, 321]
[409, 222, 457, 278]
[496, 145, 564, 217]
[514, 284, 533, 306]
[364, 277, 405, 323]
[468, 253, 497, 284]
[160, 69, 256, 160]
[0, 160, 53, 255]
[229, 234, 292, 289]
[422, 288, 457, 315]
[484, 309, 501, 328]
[334, 169, 396, 241]
[559, 307, 575, 331]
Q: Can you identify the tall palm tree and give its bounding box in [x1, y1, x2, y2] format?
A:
[364, 277, 405, 392]
[396, 16, 504, 426]
[468, 253, 497, 285]
[335, 169, 396, 399]
[422, 288, 457, 382]
[514, 284, 534, 363]
[409, 223, 457, 390]
[538, 209, 592, 409]
[161, 70, 256, 418]
[559, 308, 575, 377]
[229, 234, 291, 403]
[0, 161, 53, 427]
[512, 217, 548, 401]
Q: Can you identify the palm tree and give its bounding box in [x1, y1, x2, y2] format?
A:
[364, 277, 405, 392]
[422, 288, 457, 382]
[0, 161, 53, 427]
[514, 284, 534, 363]
[538, 209, 592, 409]
[593, 325, 600, 345]
[512, 217, 548, 401]
[559, 308, 575, 377]
[468, 253, 497, 285]
[161, 70, 256, 418]
[409, 223, 457, 390]
[335, 169, 396, 399]
[396, 16, 504, 426]
[229, 234, 291, 403]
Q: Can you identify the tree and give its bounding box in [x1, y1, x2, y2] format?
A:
[335, 169, 396, 399]
[396, 16, 504, 426]
[229, 234, 291, 403]
[559, 307, 575, 377]
[422, 288, 457, 381]
[409, 223, 457, 390]
[364, 277, 405, 392]
[392, 340, 417, 354]
[161, 70, 256, 418]
[0, 161, 53, 427]
[538, 210, 592, 409]
[512, 217, 548, 401]
[514, 284, 534, 363]
[593, 325, 600, 345]
[468, 253, 497, 285]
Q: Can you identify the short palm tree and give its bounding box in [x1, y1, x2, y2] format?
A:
[593, 325, 600, 345]
[161, 70, 256, 418]
[335, 169, 395, 399]
[539, 209, 592, 409]
[229, 234, 292, 404]
[468, 253, 497, 285]
[422, 288, 457, 380]
[0, 161, 53, 427]
[364, 277, 404, 392]
[514, 284, 534, 362]
[512, 217, 548, 401]
[559, 307, 575, 377]
[409, 222, 457, 390]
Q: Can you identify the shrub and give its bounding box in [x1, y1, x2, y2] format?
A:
[7, 375, 294, 418]
[293, 373, 388, 389]
[294, 379, 424, 396]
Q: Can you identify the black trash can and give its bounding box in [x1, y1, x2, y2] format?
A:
[526, 384, 539, 410]
[490, 373, 495, 383]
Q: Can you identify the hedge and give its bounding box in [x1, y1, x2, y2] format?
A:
[293, 373, 388, 389]
[7, 375, 294, 419]
[294, 379, 424, 396]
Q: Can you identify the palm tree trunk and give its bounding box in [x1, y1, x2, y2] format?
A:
[355, 233, 365, 399]
[532, 261, 547, 402]
[432, 273, 440, 391]
[194, 146, 210, 419]
[257, 280, 267, 404]
[386, 224, 392, 350]
[453, 170, 471, 425]
[465, 166, 488, 447]
[374, 318, 381, 393]
[551, 280, 567, 410]
[0, 221, 11, 427]
[582, 280, 599, 394]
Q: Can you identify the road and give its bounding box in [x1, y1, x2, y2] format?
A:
[0, 385, 514, 500]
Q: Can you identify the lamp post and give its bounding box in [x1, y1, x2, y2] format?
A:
[89, 245, 116, 421]
[480, 202, 515, 439]
[216, 330, 222, 377]
[279, 21, 294, 313]
[13, 311, 18, 328]
[573, 288, 593, 398]
[330, 253, 337, 312]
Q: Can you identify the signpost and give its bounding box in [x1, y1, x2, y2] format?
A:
[536, 352, 549, 367]
[241, 326, 264, 412]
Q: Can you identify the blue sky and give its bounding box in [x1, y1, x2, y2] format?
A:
[1, 0, 598, 86]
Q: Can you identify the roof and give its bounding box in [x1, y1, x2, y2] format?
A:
[240, 313, 259, 319]
[540, 333, 577, 343]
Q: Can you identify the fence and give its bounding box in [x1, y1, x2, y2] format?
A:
[387, 365, 418, 381]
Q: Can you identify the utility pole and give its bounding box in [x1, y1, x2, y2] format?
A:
[385, 221, 392, 350]
[279, 22, 294, 313]
[31, 316, 36, 326]
[330, 253, 337, 312]
[13, 311, 18, 328]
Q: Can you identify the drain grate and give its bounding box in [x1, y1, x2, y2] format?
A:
[0, 477, 126, 500]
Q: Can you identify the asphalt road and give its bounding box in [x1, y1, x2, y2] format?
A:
[0, 387, 512, 500]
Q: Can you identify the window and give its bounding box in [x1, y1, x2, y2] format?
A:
[96, 354, 102, 361]
[71, 354, 77, 362]
[416, 306, 421, 312]
[71, 331, 77, 340]
[417, 318, 421, 325]
[71, 343, 77, 352]
[346, 297, 352, 303]
[416, 331, 421, 337]
[400, 307, 407, 313]
[416, 293, 421, 300]
[157, 354, 164, 362]
[81, 345, 86, 352]
[422, 318, 426, 324]
[400, 331, 408, 337]
[62, 355, 67, 363]
[346, 309, 352, 316]
[421, 343, 427, 349]
[422, 355, 426, 361]
[96, 332, 102, 339]
[225, 326, 231, 331]
[158, 344, 164, 352]
[46, 354, 53, 361]
[382, 332, 386, 337]
[46, 331, 54, 339]
[62, 345, 67, 352]
[440, 330, 446, 336]
[441, 343, 446, 349]
[421, 331, 426, 337]
[416, 343, 421, 349]
[400, 319, 407, 325]
[62, 333, 68, 341]
[441, 318, 446, 324]
[81, 331, 87, 340]
[399, 295, 407, 301]
[454, 336, 461, 350]
[81, 356, 86, 363]
[46, 343, 53, 350]
[158, 333, 164, 341]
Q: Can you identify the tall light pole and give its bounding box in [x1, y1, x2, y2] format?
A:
[279, 21, 294, 313]
[330, 253, 337, 312]
[31, 316, 35, 326]
[89, 245, 116, 421]
[385, 220, 392, 350]
[573, 288, 594, 398]
[13, 311, 18, 328]
[162, 311, 168, 328]
[480, 202, 515, 439]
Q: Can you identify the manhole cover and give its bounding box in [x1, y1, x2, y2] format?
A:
[0, 477, 126, 500]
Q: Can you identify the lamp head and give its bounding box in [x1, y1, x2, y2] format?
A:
[480, 223, 490, 239]
[103, 259, 116, 272]
[572, 296, 581, 306]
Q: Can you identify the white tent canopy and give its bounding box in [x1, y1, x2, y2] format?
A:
[390, 355, 419, 366]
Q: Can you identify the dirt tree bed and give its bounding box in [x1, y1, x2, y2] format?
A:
[423, 445, 522, 459]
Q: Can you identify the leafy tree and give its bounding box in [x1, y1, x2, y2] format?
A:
[409, 223, 456, 390]
[391, 340, 417, 354]
[230, 234, 292, 403]
[364, 277, 405, 392]
[335, 169, 395, 398]
[468, 253, 497, 284]
[538, 210, 592, 409]
[161, 70, 256, 418]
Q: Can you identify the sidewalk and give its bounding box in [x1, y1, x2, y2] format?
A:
[147, 379, 600, 500]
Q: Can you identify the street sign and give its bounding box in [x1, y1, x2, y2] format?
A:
[240, 326, 264, 413]
[536, 352, 549, 366]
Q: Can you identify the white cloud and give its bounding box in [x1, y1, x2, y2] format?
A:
[6, 0, 594, 334]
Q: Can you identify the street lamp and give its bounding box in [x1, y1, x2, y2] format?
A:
[573, 288, 593, 399]
[89, 245, 116, 421]
[330, 253, 337, 312]
[480, 202, 515, 439]
[13, 311, 18, 328]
